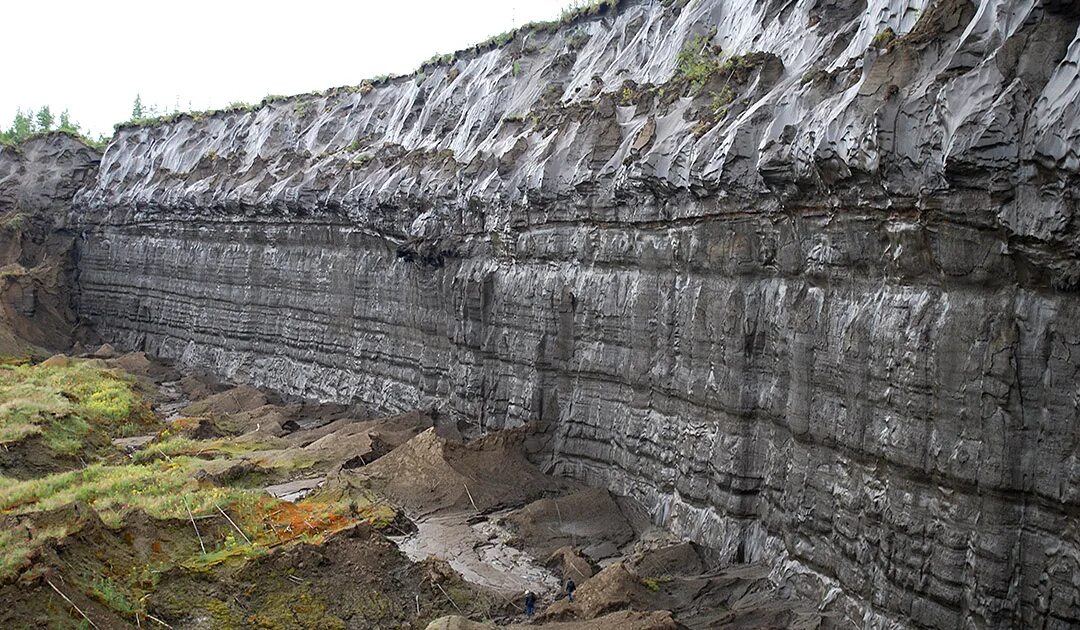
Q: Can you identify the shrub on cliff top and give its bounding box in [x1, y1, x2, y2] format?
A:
[560, 0, 622, 22]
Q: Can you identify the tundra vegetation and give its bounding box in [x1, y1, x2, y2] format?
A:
[0, 356, 478, 628]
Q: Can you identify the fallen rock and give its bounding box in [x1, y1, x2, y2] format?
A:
[545, 546, 595, 581]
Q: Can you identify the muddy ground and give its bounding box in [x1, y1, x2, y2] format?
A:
[0, 348, 832, 629]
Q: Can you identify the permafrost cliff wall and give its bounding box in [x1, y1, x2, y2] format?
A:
[70, 0, 1080, 627]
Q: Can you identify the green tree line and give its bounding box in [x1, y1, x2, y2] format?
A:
[0, 106, 109, 150]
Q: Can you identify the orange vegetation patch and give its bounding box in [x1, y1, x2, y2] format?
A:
[165, 417, 204, 434]
[263, 500, 356, 543]
[228, 494, 392, 549]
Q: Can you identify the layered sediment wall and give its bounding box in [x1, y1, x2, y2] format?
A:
[70, 0, 1080, 627]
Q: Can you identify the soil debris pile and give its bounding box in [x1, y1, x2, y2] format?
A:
[538, 548, 832, 629]
[502, 487, 636, 563]
[344, 427, 572, 517]
[0, 354, 502, 628]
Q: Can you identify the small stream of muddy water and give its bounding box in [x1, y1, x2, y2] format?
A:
[391, 510, 561, 595]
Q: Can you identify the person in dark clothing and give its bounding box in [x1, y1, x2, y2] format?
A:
[524, 591, 537, 617]
[565, 577, 576, 602]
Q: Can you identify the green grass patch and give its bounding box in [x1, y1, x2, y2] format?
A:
[0, 458, 251, 525]
[641, 575, 672, 592]
[131, 435, 279, 464]
[871, 27, 897, 49]
[0, 456, 392, 583]
[85, 576, 138, 615]
[0, 359, 158, 457]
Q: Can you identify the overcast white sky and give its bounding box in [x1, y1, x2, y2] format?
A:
[1, 0, 571, 136]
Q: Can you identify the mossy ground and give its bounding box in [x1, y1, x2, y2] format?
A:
[0, 354, 491, 628]
[0, 359, 158, 462]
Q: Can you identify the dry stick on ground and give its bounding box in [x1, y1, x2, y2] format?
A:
[183, 498, 206, 555]
[266, 514, 282, 538]
[434, 580, 465, 615]
[144, 611, 174, 628]
[45, 579, 100, 630]
[463, 483, 480, 513]
[216, 504, 252, 545]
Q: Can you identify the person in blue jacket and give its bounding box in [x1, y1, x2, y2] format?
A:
[524, 590, 537, 617]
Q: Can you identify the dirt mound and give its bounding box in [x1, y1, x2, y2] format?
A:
[503, 487, 635, 562]
[539, 549, 831, 629]
[201, 410, 433, 478]
[178, 373, 226, 400]
[106, 351, 179, 382]
[289, 409, 430, 450]
[280, 400, 363, 431]
[541, 562, 662, 621]
[346, 428, 572, 517]
[212, 403, 293, 436]
[182, 384, 269, 417]
[545, 546, 595, 581]
[428, 610, 679, 629]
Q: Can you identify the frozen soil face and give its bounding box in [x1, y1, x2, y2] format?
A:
[0, 134, 101, 359]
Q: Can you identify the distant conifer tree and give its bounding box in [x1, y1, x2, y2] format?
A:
[35, 105, 54, 132]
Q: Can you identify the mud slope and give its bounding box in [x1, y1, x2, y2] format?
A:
[70, 1, 1080, 628]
